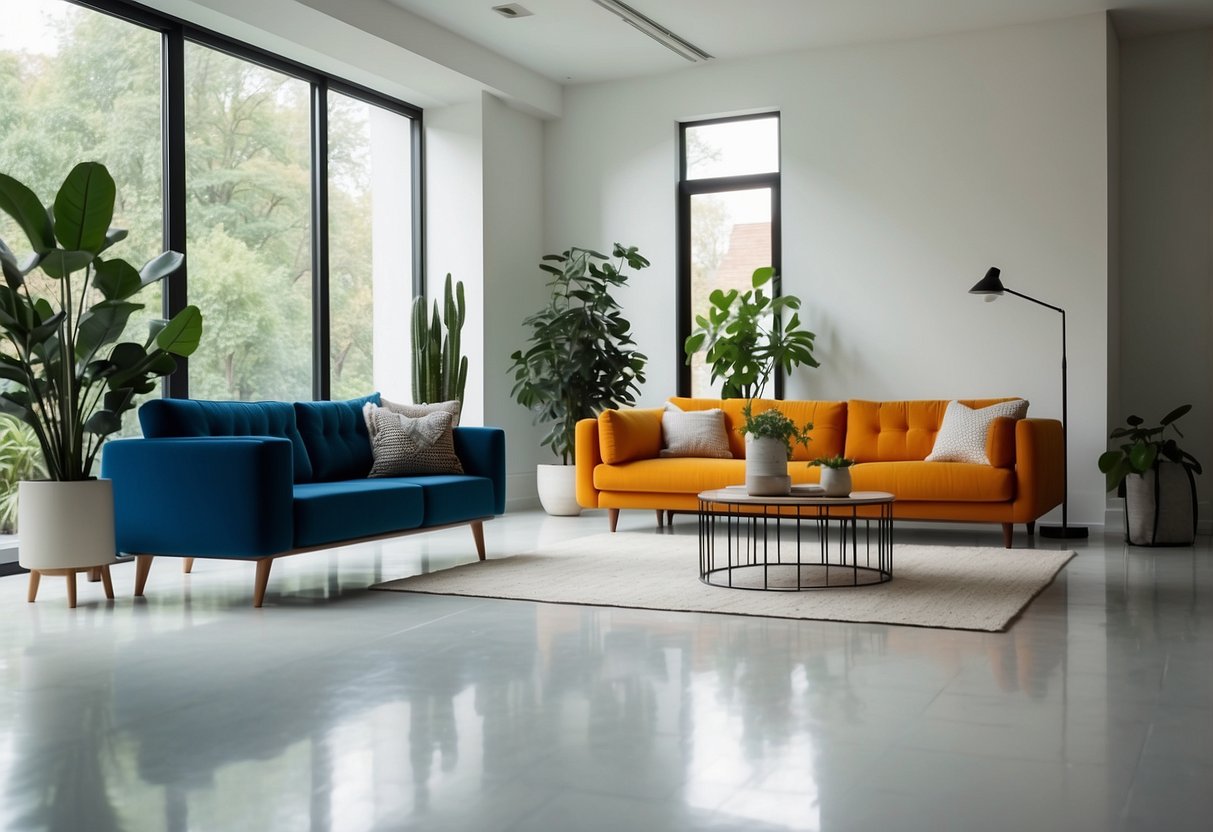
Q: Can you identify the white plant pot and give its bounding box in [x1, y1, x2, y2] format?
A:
[745, 436, 790, 496]
[820, 467, 852, 498]
[1124, 463, 1196, 545]
[537, 463, 582, 516]
[18, 479, 117, 570]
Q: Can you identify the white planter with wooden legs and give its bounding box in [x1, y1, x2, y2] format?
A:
[19, 479, 117, 608]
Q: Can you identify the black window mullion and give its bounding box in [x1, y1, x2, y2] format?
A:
[312, 82, 331, 402]
[162, 21, 188, 400]
[412, 115, 425, 300]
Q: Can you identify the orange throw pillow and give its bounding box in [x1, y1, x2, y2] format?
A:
[598, 408, 664, 464]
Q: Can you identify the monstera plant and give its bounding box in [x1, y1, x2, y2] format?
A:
[0, 161, 202, 596]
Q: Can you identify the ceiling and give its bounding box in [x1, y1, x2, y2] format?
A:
[386, 0, 1213, 84]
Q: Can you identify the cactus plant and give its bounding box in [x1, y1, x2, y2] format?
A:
[411, 273, 468, 406]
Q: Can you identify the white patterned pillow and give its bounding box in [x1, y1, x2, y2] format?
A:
[367, 406, 464, 477]
[925, 399, 1029, 465]
[659, 404, 732, 459]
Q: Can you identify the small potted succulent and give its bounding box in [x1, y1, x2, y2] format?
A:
[809, 455, 856, 497]
[738, 402, 812, 496]
[1098, 405, 1202, 545]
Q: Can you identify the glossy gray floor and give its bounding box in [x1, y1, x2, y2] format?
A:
[2, 510, 1210, 832]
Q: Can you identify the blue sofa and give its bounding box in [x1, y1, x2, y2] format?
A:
[100, 395, 506, 607]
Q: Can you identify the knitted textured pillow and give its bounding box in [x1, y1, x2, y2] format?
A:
[364, 397, 461, 438]
[366, 406, 464, 477]
[659, 405, 733, 459]
[925, 399, 1029, 465]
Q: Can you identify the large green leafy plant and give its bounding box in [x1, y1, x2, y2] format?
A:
[684, 266, 819, 400]
[510, 244, 649, 464]
[0, 162, 202, 481]
[1098, 404, 1202, 492]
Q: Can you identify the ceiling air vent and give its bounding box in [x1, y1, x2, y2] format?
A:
[493, 4, 533, 18]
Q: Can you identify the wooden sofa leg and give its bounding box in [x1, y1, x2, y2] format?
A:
[253, 558, 273, 608]
[65, 572, 77, 609]
[655, 510, 664, 528]
[608, 509, 619, 533]
[1001, 523, 1013, 549]
[88, 566, 102, 583]
[1026, 521, 1036, 539]
[183, 558, 195, 574]
[100, 565, 114, 600]
[134, 555, 154, 596]
[27, 570, 41, 603]
[471, 521, 486, 561]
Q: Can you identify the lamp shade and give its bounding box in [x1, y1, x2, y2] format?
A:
[969, 267, 1004, 295]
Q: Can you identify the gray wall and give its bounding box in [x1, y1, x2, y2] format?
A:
[1119, 28, 1213, 528]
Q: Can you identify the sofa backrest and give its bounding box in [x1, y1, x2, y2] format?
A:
[139, 394, 383, 483]
[844, 398, 1022, 463]
[293, 394, 380, 481]
[666, 397, 848, 461]
[140, 399, 314, 482]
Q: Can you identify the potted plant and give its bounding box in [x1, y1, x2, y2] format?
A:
[510, 244, 648, 515]
[683, 266, 819, 400]
[0, 161, 203, 604]
[1098, 405, 1202, 545]
[737, 402, 812, 496]
[411, 273, 467, 410]
[809, 455, 856, 497]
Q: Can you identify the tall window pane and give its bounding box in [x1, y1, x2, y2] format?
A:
[327, 93, 415, 401]
[688, 189, 773, 397]
[184, 43, 313, 401]
[0, 0, 162, 454]
[680, 114, 780, 398]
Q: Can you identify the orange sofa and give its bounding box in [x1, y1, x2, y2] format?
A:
[574, 397, 1064, 548]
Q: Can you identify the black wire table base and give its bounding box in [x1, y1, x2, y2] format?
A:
[697, 493, 894, 591]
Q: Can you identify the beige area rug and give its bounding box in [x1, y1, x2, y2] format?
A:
[372, 532, 1075, 632]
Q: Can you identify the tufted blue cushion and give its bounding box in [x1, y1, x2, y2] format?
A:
[292, 478, 422, 548]
[293, 394, 381, 482]
[139, 399, 314, 483]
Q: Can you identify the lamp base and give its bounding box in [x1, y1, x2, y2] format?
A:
[1039, 524, 1089, 540]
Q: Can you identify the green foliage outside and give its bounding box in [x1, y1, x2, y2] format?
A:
[0, 7, 389, 507]
[0, 414, 43, 533]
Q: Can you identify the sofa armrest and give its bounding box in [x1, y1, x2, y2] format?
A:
[100, 437, 294, 557]
[453, 427, 506, 515]
[575, 417, 602, 509]
[1010, 418, 1065, 521]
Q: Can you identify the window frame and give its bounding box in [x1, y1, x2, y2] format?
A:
[676, 112, 782, 398]
[67, 0, 424, 402]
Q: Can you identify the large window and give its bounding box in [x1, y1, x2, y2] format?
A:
[0, 0, 421, 405]
[678, 114, 780, 398]
[327, 93, 416, 402]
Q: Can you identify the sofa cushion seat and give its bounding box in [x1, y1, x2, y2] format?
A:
[850, 461, 1014, 502]
[292, 480, 424, 548]
[596, 458, 747, 493]
[379, 475, 496, 526]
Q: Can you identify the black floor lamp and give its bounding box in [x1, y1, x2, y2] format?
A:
[969, 267, 1088, 539]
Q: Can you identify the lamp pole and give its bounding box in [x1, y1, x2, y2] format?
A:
[970, 268, 1087, 539]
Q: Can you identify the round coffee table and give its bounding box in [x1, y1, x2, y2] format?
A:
[697, 487, 895, 590]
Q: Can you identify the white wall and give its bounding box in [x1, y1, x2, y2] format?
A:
[481, 92, 549, 507]
[1119, 29, 1213, 529]
[426, 94, 548, 510]
[545, 14, 1113, 526]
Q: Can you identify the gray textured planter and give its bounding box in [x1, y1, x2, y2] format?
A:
[745, 437, 790, 496]
[1124, 462, 1197, 546]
